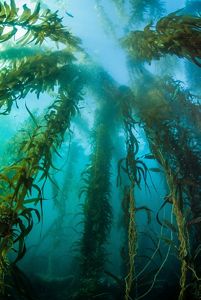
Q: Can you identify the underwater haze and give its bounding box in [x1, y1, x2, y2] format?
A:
[0, 0, 200, 300]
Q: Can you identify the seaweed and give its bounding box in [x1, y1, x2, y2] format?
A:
[0, 1, 199, 299]
[0, 68, 84, 294]
[76, 105, 114, 299]
[123, 13, 201, 66]
[0, 49, 76, 114]
[0, 0, 80, 47]
[132, 72, 201, 299]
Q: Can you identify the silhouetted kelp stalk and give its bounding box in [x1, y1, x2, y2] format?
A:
[94, 0, 117, 38]
[77, 127, 112, 297]
[0, 0, 80, 47]
[0, 75, 84, 295]
[123, 13, 201, 66]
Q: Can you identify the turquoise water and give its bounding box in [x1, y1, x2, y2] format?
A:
[0, 1, 200, 299]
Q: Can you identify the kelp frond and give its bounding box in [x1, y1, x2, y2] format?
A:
[123, 13, 201, 66]
[0, 49, 76, 113]
[0, 0, 80, 47]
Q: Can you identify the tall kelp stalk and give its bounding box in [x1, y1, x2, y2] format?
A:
[132, 73, 201, 299]
[123, 13, 201, 66]
[116, 86, 150, 300]
[156, 153, 189, 300]
[0, 61, 84, 296]
[118, 102, 138, 300]
[80, 62, 149, 298]
[75, 100, 115, 299]
[73, 67, 136, 299]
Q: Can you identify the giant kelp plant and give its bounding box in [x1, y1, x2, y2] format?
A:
[0, 1, 200, 300]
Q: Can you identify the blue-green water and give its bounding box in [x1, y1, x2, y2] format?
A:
[0, 1, 200, 300]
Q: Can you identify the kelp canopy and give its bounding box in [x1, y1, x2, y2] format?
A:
[0, 1, 200, 300]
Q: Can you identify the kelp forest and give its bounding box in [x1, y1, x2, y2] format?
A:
[0, 0, 200, 299]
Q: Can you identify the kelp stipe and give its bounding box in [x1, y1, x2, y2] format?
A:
[75, 112, 113, 299]
[130, 73, 201, 299]
[116, 88, 151, 300]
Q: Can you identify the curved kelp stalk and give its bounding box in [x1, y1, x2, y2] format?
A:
[123, 13, 201, 66]
[0, 75, 83, 296]
[0, 0, 80, 47]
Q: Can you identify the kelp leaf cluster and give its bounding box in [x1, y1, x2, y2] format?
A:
[123, 14, 201, 66]
[0, 0, 80, 47]
[0, 49, 75, 113]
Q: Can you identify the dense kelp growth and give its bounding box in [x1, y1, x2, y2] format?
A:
[0, 0, 200, 300]
[123, 13, 201, 66]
